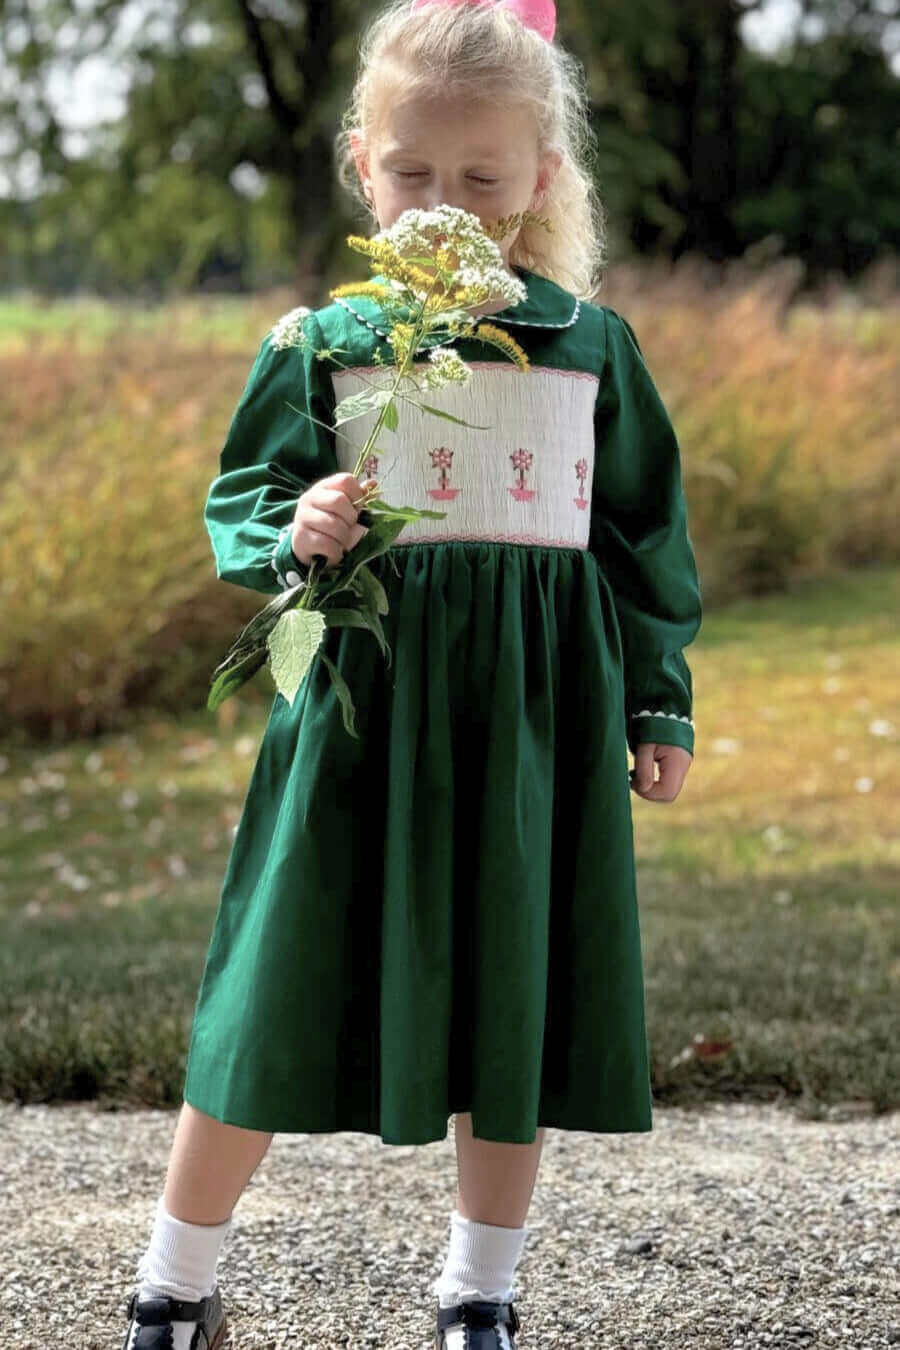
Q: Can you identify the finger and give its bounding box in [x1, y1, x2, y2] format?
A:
[632, 744, 657, 794]
[325, 471, 370, 501]
[306, 489, 358, 529]
[338, 476, 376, 512]
[639, 762, 682, 802]
[303, 505, 356, 546]
[298, 528, 347, 568]
[654, 750, 690, 797]
[351, 478, 378, 513]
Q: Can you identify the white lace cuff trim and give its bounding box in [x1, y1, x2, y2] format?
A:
[632, 709, 694, 727]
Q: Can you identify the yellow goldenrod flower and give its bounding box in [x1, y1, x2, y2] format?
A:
[345, 233, 382, 258]
[346, 236, 442, 298]
[483, 210, 556, 240]
[472, 322, 530, 372]
[329, 281, 397, 303]
[443, 282, 490, 310]
[387, 321, 417, 368]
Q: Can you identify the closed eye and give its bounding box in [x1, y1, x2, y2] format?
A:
[393, 171, 498, 185]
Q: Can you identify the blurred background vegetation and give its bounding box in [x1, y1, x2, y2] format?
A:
[0, 0, 896, 1113]
[2, 0, 899, 293]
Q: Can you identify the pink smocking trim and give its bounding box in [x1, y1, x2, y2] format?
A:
[392, 533, 589, 549]
[335, 362, 600, 382]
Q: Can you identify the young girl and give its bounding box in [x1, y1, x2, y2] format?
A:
[121, 2, 701, 1348]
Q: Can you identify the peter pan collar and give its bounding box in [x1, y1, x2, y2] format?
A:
[332, 265, 581, 341]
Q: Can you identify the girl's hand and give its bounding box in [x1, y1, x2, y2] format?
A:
[629, 743, 692, 802]
[292, 472, 375, 569]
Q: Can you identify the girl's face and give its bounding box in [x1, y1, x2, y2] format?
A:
[351, 91, 561, 272]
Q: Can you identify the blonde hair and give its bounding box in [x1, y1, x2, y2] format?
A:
[334, 0, 607, 300]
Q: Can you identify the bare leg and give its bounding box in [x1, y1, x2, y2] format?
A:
[454, 1113, 546, 1228]
[162, 1102, 274, 1226]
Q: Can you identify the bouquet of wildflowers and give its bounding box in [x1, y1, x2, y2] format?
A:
[207, 204, 552, 737]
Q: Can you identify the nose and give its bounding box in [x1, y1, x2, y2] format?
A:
[423, 189, 467, 214]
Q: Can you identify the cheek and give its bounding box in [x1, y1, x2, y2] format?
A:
[383, 182, 416, 213]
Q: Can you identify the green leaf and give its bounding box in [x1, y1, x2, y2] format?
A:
[207, 581, 305, 702]
[217, 581, 303, 657]
[333, 387, 392, 427]
[324, 604, 390, 664]
[267, 606, 327, 707]
[338, 516, 408, 583]
[207, 645, 269, 711]
[324, 581, 365, 603]
[298, 516, 407, 607]
[419, 402, 493, 430]
[354, 562, 389, 616]
[383, 398, 399, 432]
[364, 501, 446, 522]
[320, 651, 359, 739]
[346, 572, 392, 666]
[322, 607, 372, 628]
[284, 401, 344, 438]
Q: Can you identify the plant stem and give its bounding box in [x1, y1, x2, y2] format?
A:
[348, 263, 447, 482]
[296, 262, 452, 614]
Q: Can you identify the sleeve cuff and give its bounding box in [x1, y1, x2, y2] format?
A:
[628, 709, 694, 757]
[270, 523, 310, 590]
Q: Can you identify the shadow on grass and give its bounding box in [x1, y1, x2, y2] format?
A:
[1, 863, 895, 1116]
[640, 866, 898, 1116]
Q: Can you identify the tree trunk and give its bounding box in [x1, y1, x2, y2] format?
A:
[289, 130, 335, 299]
[674, 0, 742, 261]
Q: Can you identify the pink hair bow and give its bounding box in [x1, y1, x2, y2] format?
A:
[410, 0, 556, 43]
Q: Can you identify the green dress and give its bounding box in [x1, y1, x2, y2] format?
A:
[183, 266, 702, 1145]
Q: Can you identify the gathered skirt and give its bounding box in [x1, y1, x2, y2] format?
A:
[183, 539, 653, 1144]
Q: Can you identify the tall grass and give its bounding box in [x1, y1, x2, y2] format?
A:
[0, 260, 897, 742]
[599, 256, 899, 597]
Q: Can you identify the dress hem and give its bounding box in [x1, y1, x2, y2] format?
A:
[182, 1091, 653, 1145]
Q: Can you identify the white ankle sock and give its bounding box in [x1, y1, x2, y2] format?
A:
[130, 1196, 231, 1350]
[433, 1206, 528, 1306]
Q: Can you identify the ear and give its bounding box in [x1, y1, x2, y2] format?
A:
[532, 147, 563, 209]
[349, 128, 371, 193]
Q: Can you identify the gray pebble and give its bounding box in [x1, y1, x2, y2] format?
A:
[0, 1100, 897, 1348]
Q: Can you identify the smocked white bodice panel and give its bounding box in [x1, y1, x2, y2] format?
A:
[331, 362, 599, 549]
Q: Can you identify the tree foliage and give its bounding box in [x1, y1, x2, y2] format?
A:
[0, 0, 897, 294]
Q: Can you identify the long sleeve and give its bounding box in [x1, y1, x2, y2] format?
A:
[589, 307, 702, 757]
[204, 311, 337, 594]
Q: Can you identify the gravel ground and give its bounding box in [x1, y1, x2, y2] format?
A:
[1, 1099, 898, 1350]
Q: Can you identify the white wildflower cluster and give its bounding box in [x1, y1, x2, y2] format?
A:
[376, 206, 527, 309]
[422, 345, 472, 390]
[270, 305, 313, 350]
[454, 263, 527, 307]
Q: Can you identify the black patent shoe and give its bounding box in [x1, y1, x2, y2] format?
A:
[435, 1298, 521, 1349]
[122, 1286, 228, 1349]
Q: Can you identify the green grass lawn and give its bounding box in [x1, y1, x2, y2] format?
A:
[1, 564, 897, 1117]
